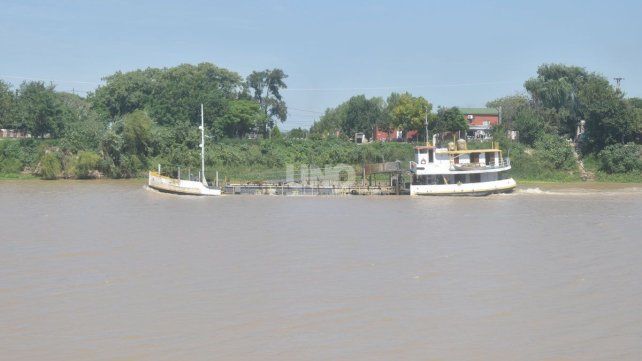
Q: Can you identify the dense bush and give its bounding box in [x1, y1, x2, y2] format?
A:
[598, 143, 641, 174]
[74, 151, 101, 179]
[533, 134, 576, 170]
[0, 156, 22, 174]
[0, 141, 23, 174]
[39, 152, 62, 179]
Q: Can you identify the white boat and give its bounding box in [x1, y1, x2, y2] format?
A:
[409, 139, 516, 196]
[148, 104, 221, 196]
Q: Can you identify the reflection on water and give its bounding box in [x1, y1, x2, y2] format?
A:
[1, 180, 641, 360]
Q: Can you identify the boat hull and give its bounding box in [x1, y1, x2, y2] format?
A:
[410, 178, 516, 196]
[148, 171, 221, 196]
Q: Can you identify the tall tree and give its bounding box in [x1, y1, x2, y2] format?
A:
[122, 110, 152, 156]
[216, 99, 265, 138]
[388, 92, 432, 132]
[310, 105, 346, 138]
[524, 64, 591, 136]
[90, 63, 245, 128]
[310, 95, 383, 139]
[247, 69, 288, 134]
[58, 92, 105, 152]
[17, 81, 63, 138]
[433, 106, 468, 134]
[577, 76, 638, 150]
[343, 95, 383, 138]
[0, 80, 15, 128]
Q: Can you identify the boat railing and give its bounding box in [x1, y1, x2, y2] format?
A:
[451, 158, 511, 171]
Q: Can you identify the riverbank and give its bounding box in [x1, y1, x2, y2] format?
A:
[2, 138, 640, 183]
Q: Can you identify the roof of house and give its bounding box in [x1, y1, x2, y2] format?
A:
[458, 107, 499, 116]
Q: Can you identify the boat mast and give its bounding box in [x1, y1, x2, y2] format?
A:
[199, 103, 206, 185]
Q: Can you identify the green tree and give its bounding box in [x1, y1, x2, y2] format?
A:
[310, 95, 383, 139]
[271, 125, 282, 139]
[577, 76, 638, 151]
[310, 105, 346, 138]
[389, 92, 432, 132]
[534, 134, 576, 170]
[524, 64, 590, 136]
[247, 69, 288, 133]
[122, 110, 152, 156]
[217, 99, 265, 138]
[16, 81, 64, 138]
[486, 94, 530, 129]
[512, 107, 548, 145]
[287, 127, 308, 139]
[90, 63, 245, 129]
[58, 92, 105, 152]
[150, 63, 243, 127]
[381, 92, 402, 132]
[0, 80, 16, 128]
[434, 106, 468, 133]
[99, 130, 124, 175]
[342, 95, 384, 138]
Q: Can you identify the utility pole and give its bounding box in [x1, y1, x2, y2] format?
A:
[199, 103, 205, 184]
[614, 77, 624, 91]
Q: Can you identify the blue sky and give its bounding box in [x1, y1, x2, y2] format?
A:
[2, 0, 641, 129]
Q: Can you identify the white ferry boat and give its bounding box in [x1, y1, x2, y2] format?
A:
[148, 104, 221, 196]
[409, 139, 516, 196]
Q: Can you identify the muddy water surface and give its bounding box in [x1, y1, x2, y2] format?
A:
[1, 180, 641, 360]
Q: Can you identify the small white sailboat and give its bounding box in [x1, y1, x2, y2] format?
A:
[148, 104, 222, 196]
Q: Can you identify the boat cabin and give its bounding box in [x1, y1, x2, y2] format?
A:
[412, 145, 507, 175]
[409, 140, 516, 195]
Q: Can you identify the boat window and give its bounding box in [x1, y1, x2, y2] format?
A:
[423, 175, 436, 185]
[470, 153, 479, 164]
[470, 173, 481, 183]
[429, 150, 434, 162]
[454, 174, 465, 183]
[485, 152, 495, 165]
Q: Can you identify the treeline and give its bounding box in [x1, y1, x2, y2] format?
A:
[309, 64, 641, 176]
[491, 64, 641, 176]
[309, 93, 467, 140]
[0, 62, 640, 180]
[0, 63, 290, 178]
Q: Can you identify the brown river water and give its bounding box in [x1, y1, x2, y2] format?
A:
[1, 180, 641, 360]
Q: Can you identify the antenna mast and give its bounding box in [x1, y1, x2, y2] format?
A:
[200, 104, 206, 184]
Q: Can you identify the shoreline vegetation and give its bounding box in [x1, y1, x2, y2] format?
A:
[0, 63, 640, 184]
[1, 137, 639, 184]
